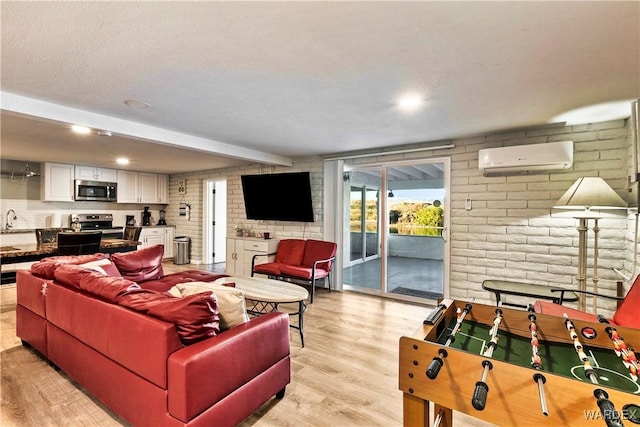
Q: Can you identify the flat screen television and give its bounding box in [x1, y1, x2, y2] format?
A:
[241, 171, 314, 222]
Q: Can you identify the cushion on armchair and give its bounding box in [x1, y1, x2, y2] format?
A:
[253, 239, 306, 276]
[252, 262, 286, 276]
[280, 265, 329, 280]
[274, 239, 306, 265]
[301, 239, 337, 270]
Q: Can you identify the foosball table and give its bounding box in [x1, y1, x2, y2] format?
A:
[399, 299, 640, 427]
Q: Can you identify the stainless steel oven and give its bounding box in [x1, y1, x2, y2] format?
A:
[70, 213, 124, 239]
[74, 180, 117, 202]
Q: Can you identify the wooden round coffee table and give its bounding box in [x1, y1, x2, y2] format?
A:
[214, 276, 308, 347]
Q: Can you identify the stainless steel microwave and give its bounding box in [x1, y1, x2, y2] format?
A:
[74, 180, 117, 202]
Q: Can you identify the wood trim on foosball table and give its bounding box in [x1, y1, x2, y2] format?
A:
[399, 299, 640, 426]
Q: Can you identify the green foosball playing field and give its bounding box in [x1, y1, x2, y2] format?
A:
[436, 316, 640, 395]
[400, 300, 640, 426]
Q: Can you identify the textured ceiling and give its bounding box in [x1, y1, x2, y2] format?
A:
[1, 2, 639, 174]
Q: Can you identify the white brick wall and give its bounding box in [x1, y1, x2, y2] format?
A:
[4, 118, 636, 319]
[161, 118, 635, 318]
[449, 119, 631, 316]
[333, 119, 634, 317]
[168, 160, 325, 263]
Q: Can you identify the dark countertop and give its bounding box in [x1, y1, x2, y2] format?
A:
[0, 239, 139, 261]
[0, 225, 175, 235]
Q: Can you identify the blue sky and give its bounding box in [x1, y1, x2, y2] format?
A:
[390, 189, 444, 203]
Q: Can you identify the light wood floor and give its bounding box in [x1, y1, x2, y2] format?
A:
[0, 262, 491, 427]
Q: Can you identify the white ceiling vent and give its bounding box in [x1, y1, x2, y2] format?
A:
[478, 141, 573, 176]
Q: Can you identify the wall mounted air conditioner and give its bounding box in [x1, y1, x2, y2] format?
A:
[478, 140, 573, 176]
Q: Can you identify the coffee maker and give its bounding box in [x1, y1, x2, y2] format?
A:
[141, 206, 151, 226]
[126, 215, 136, 226]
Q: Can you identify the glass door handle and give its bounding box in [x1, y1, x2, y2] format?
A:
[442, 227, 448, 242]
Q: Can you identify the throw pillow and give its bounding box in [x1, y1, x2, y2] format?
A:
[120, 290, 220, 345]
[78, 274, 142, 303]
[78, 258, 122, 277]
[168, 282, 249, 330]
[53, 264, 138, 297]
[111, 244, 164, 282]
[32, 253, 110, 279]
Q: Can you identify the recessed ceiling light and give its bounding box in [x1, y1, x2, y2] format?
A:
[116, 158, 129, 165]
[124, 99, 151, 109]
[71, 125, 92, 134]
[397, 94, 424, 112]
[551, 99, 636, 125]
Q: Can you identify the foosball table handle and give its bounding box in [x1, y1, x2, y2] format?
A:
[471, 381, 489, 411]
[427, 356, 444, 379]
[594, 389, 624, 427]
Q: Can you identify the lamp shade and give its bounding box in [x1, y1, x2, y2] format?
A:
[554, 177, 627, 209]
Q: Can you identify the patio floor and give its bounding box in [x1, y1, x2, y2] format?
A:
[343, 256, 443, 300]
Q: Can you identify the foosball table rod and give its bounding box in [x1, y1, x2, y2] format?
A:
[533, 373, 549, 417]
[564, 314, 625, 427]
[472, 308, 502, 411]
[529, 313, 549, 416]
[426, 303, 472, 380]
[605, 326, 639, 381]
[433, 408, 446, 427]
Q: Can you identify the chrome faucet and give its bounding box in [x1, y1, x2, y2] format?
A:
[5, 209, 16, 230]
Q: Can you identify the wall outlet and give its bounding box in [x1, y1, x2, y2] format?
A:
[465, 198, 472, 211]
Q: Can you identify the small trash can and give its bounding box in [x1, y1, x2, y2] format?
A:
[174, 236, 190, 265]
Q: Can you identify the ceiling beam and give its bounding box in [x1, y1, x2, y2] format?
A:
[1, 92, 293, 167]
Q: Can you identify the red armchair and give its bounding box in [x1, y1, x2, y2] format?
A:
[534, 274, 640, 328]
[251, 239, 337, 303]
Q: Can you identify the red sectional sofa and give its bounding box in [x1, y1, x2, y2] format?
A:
[251, 239, 337, 303]
[16, 245, 291, 427]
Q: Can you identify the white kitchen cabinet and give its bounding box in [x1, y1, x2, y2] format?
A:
[157, 174, 169, 204]
[138, 172, 158, 203]
[117, 170, 168, 204]
[139, 227, 175, 259]
[75, 165, 117, 182]
[117, 170, 139, 203]
[140, 227, 165, 252]
[164, 227, 175, 258]
[226, 237, 279, 277]
[41, 162, 74, 202]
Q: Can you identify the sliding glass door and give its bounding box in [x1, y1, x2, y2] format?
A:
[385, 163, 446, 299]
[343, 168, 382, 291]
[342, 159, 449, 302]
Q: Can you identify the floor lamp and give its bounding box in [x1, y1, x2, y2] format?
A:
[554, 177, 627, 313]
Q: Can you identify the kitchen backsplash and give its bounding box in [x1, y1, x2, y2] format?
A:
[0, 198, 167, 230]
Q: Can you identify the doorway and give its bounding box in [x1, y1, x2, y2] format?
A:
[342, 158, 450, 302]
[203, 179, 227, 265]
